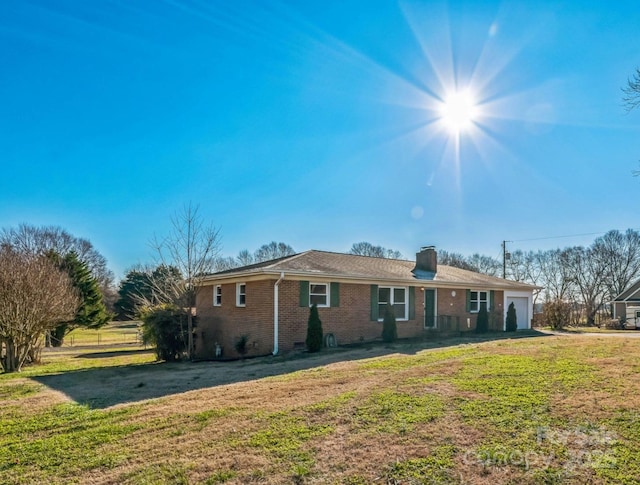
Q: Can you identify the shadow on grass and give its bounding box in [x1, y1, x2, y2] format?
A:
[74, 349, 151, 359]
[33, 330, 549, 409]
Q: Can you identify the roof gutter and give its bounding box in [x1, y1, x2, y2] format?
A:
[273, 272, 285, 356]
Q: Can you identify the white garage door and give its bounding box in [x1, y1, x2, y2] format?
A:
[507, 297, 529, 330]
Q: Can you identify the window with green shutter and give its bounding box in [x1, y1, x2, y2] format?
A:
[300, 281, 339, 307]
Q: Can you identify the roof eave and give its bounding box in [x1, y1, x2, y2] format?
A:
[198, 269, 539, 291]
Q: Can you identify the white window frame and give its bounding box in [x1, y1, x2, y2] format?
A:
[213, 285, 222, 306]
[378, 286, 408, 321]
[236, 283, 246, 307]
[309, 282, 330, 308]
[470, 290, 489, 313]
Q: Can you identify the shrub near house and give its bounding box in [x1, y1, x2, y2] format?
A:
[506, 302, 518, 332]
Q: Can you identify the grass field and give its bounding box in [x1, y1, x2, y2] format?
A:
[2, 334, 640, 484]
[63, 321, 142, 347]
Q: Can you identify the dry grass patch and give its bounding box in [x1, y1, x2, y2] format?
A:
[4, 335, 640, 483]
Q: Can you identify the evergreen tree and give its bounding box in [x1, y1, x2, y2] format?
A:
[49, 251, 111, 346]
[306, 304, 323, 352]
[475, 302, 489, 333]
[114, 265, 182, 320]
[505, 302, 518, 332]
[381, 303, 397, 343]
[114, 270, 152, 320]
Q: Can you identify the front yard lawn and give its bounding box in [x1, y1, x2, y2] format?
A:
[1, 335, 640, 484]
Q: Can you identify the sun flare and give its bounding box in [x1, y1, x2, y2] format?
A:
[439, 90, 479, 134]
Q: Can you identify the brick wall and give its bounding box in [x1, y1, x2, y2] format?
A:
[194, 280, 275, 360]
[194, 279, 506, 359]
[436, 289, 505, 331]
[277, 281, 426, 352]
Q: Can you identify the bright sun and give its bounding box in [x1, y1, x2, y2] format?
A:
[439, 90, 479, 134]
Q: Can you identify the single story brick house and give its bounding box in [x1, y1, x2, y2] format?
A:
[193, 246, 538, 359]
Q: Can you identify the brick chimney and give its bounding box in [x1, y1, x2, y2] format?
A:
[413, 246, 437, 275]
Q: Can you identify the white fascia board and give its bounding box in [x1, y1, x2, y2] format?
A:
[199, 270, 538, 292]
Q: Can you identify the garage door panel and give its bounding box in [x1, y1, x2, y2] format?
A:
[507, 297, 529, 330]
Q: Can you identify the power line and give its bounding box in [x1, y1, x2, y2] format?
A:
[510, 227, 640, 244]
[510, 231, 608, 243]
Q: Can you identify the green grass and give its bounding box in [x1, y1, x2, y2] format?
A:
[3, 335, 640, 483]
[0, 381, 43, 400]
[65, 320, 142, 346]
[0, 403, 141, 484]
[354, 389, 444, 434]
[0, 347, 155, 381]
[248, 411, 333, 475]
[386, 445, 458, 483]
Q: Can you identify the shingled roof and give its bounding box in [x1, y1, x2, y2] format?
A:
[201, 250, 537, 291]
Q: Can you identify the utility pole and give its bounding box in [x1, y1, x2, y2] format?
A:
[502, 240, 511, 279]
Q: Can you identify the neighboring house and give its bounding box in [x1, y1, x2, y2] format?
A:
[612, 280, 640, 327]
[194, 246, 538, 359]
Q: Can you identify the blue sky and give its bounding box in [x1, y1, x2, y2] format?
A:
[1, 0, 639, 278]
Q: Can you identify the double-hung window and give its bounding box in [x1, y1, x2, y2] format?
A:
[213, 285, 222, 306]
[469, 291, 489, 313]
[236, 283, 246, 307]
[309, 283, 329, 307]
[378, 286, 408, 320]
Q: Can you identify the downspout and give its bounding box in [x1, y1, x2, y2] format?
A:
[273, 272, 285, 355]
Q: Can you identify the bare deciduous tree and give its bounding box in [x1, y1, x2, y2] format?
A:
[213, 256, 237, 272]
[438, 250, 475, 271]
[0, 250, 78, 372]
[563, 246, 607, 326]
[536, 249, 574, 301]
[623, 68, 640, 112]
[593, 229, 640, 301]
[254, 241, 295, 262]
[0, 224, 114, 296]
[236, 249, 254, 266]
[349, 242, 403, 259]
[151, 203, 221, 360]
[466, 253, 501, 277]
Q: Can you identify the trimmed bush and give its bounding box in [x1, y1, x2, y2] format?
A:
[306, 304, 323, 352]
[382, 303, 397, 343]
[140, 304, 188, 361]
[475, 303, 489, 333]
[506, 302, 518, 332]
[543, 299, 571, 330]
[234, 334, 250, 358]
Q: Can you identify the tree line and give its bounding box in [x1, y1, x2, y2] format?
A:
[0, 225, 111, 372]
[440, 229, 640, 326]
[3, 215, 639, 372]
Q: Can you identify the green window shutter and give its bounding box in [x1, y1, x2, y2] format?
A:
[489, 290, 495, 310]
[330, 282, 340, 307]
[466, 289, 471, 312]
[370, 285, 379, 321]
[408, 286, 415, 320]
[299, 280, 309, 307]
[424, 290, 436, 328]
